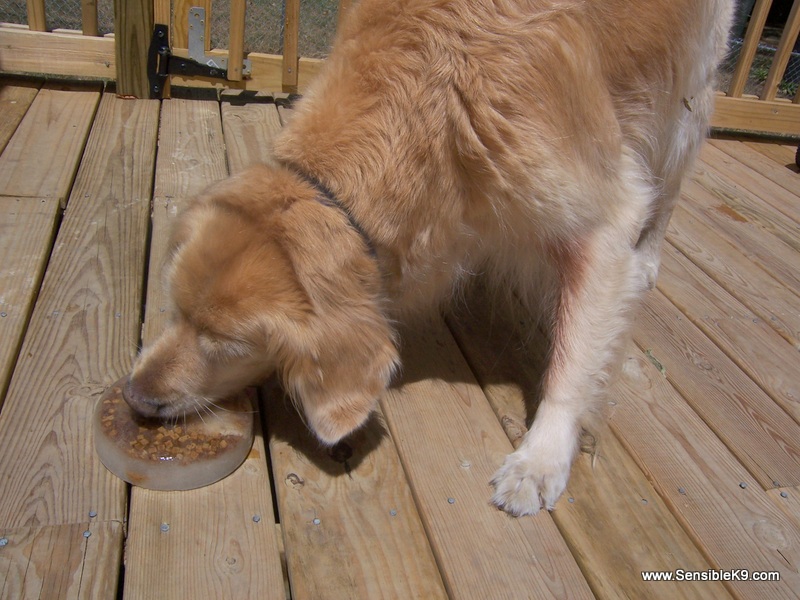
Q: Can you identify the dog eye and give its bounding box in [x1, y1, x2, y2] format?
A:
[198, 332, 251, 359]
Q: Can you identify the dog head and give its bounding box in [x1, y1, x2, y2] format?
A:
[126, 165, 399, 445]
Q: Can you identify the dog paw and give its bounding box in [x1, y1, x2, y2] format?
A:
[490, 438, 574, 517]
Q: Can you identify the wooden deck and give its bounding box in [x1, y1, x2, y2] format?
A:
[0, 77, 798, 599]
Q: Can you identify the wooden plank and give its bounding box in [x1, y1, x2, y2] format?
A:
[172, 0, 210, 49]
[0, 521, 123, 599]
[25, 0, 46, 32]
[711, 95, 800, 136]
[0, 27, 116, 81]
[761, 0, 800, 101]
[0, 83, 100, 204]
[767, 486, 800, 529]
[221, 102, 283, 171]
[114, 0, 153, 98]
[636, 290, 800, 488]
[228, 0, 247, 82]
[728, 0, 773, 98]
[681, 176, 800, 296]
[666, 205, 800, 348]
[282, 0, 300, 91]
[124, 406, 285, 600]
[710, 138, 800, 199]
[699, 143, 800, 232]
[743, 139, 799, 168]
[0, 92, 158, 530]
[381, 318, 594, 599]
[337, 0, 354, 31]
[265, 381, 447, 600]
[0, 78, 40, 155]
[657, 243, 800, 424]
[123, 97, 285, 600]
[0, 197, 61, 409]
[447, 287, 730, 599]
[610, 348, 800, 598]
[81, 0, 98, 37]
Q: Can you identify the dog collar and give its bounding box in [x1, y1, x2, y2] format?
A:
[287, 165, 376, 257]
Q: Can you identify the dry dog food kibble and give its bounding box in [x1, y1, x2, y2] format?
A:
[93, 377, 254, 490]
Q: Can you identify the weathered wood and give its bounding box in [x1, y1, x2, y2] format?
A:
[636, 290, 800, 488]
[767, 486, 800, 529]
[0, 78, 40, 155]
[0, 92, 158, 530]
[0, 197, 61, 409]
[611, 347, 800, 598]
[228, 0, 247, 82]
[0, 28, 116, 81]
[711, 95, 800, 136]
[744, 139, 799, 168]
[666, 206, 800, 348]
[680, 176, 800, 296]
[123, 97, 284, 600]
[728, 0, 773, 98]
[282, 0, 300, 91]
[657, 242, 800, 427]
[447, 287, 731, 599]
[0, 83, 100, 205]
[265, 381, 447, 600]
[114, 0, 153, 97]
[699, 143, 800, 235]
[0, 521, 124, 599]
[221, 102, 283, 170]
[761, 0, 800, 101]
[710, 138, 800, 199]
[382, 318, 594, 599]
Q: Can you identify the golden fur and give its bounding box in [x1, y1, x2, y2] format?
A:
[127, 0, 734, 515]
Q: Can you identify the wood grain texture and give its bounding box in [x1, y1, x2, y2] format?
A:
[0, 28, 116, 81]
[265, 381, 447, 600]
[743, 140, 798, 168]
[710, 138, 800, 200]
[447, 287, 730, 599]
[227, 0, 247, 82]
[666, 205, 800, 348]
[727, 0, 773, 98]
[657, 243, 800, 423]
[0, 78, 40, 155]
[0, 83, 100, 204]
[382, 318, 594, 599]
[124, 97, 285, 600]
[124, 402, 285, 600]
[636, 290, 800, 488]
[221, 102, 283, 171]
[0, 521, 123, 599]
[610, 347, 800, 599]
[0, 197, 61, 409]
[0, 92, 158, 530]
[711, 95, 800, 136]
[680, 176, 800, 297]
[766, 486, 800, 530]
[282, 0, 300, 90]
[700, 143, 800, 229]
[113, 0, 153, 98]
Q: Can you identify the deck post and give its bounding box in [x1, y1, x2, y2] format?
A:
[114, 0, 154, 98]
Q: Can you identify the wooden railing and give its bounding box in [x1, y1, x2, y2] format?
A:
[711, 0, 800, 135]
[1, 0, 799, 135]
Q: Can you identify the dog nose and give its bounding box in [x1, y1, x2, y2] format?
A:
[123, 377, 168, 418]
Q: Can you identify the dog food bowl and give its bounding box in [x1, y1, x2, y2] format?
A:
[93, 377, 254, 491]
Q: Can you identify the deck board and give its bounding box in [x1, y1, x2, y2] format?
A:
[447, 288, 731, 599]
[1, 80, 799, 598]
[123, 97, 285, 600]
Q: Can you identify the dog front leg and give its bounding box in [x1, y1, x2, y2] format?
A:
[491, 231, 642, 516]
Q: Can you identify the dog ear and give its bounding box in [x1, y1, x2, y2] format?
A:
[275, 197, 399, 444]
[281, 310, 399, 445]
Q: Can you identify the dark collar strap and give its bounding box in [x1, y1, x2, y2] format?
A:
[287, 166, 376, 257]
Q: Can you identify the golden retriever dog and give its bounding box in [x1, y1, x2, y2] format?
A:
[126, 0, 734, 515]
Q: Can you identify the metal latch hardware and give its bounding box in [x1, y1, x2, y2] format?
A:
[147, 7, 252, 99]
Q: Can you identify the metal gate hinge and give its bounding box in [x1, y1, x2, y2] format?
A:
[147, 7, 252, 99]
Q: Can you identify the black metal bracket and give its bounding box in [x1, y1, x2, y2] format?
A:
[148, 23, 230, 99]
